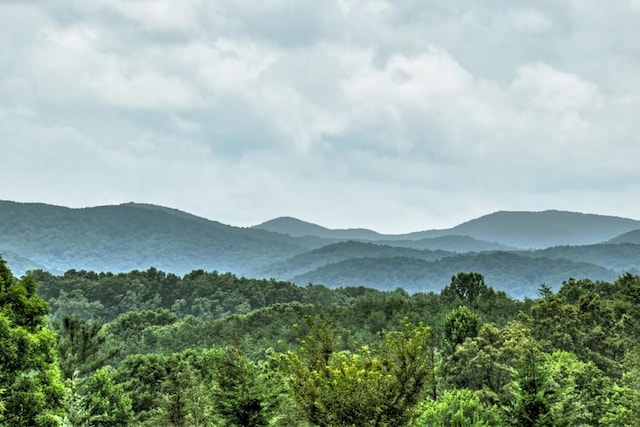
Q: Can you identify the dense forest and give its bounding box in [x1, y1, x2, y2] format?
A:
[2, 256, 640, 426]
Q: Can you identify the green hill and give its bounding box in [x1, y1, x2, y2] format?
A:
[291, 251, 617, 298]
[253, 240, 452, 280]
[0, 201, 317, 275]
[608, 229, 640, 244]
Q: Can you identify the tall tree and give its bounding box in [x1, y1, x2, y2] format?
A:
[441, 272, 493, 306]
[0, 256, 66, 426]
[278, 316, 435, 426]
[53, 315, 118, 379]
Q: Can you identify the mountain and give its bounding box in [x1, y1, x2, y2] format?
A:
[403, 210, 640, 248]
[253, 240, 452, 280]
[291, 252, 617, 298]
[255, 211, 640, 249]
[0, 201, 321, 275]
[381, 235, 514, 252]
[0, 248, 48, 276]
[521, 243, 640, 274]
[253, 217, 386, 240]
[2, 200, 638, 298]
[608, 229, 640, 244]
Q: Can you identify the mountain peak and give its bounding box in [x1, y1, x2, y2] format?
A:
[451, 210, 640, 248]
[253, 217, 330, 237]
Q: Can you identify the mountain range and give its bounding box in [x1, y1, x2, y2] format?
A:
[1, 200, 639, 298]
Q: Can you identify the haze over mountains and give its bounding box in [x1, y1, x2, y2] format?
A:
[254, 210, 640, 248]
[2, 200, 640, 298]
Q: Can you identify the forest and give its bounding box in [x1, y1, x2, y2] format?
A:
[1, 256, 640, 426]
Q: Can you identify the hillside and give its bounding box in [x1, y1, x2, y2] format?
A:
[608, 229, 640, 244]
[0, 201, 319, 275]
[381, 235, 515, 252]
[253, 240, 452, 280]
[255, 210, 640, 249]
[2, 200, 638, 296]
[291, 251, 617, 298]
[440, 210, 640, 248]
[253, 216, 387, 240]
[522, 243, 640, 274]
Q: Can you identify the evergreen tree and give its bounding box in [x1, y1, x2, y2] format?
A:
[53, 315, 119, 379]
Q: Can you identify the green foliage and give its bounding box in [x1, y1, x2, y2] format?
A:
[82, 366, 134, 426]
[543, 350, 612, 426]
[442, 306, 483, 354]
[505, 345, 556, 427]
[53, 316, 119, 379]
[277, 316, 435, 426]
[210, 345, 274, 426]
[0, 257, 66, 426]
[600, 344, 640, 425]
[524, 278, 634, 376]
[12, 261, 640, 426]
[414, 389, 503, 426]
[442, 273, 493, 306]
[442, 322, 532, 402]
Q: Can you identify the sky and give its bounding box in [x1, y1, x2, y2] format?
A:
[1, 0, 639, 233]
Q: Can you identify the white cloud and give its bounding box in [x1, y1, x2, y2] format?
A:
[510, 8, 553, 33]
[511, 63, 601, 113]
[1, 0, 640, 232]
[88, 0, 202, 33]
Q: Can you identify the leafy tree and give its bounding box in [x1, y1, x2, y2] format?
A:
[443, 322, 533, 403]
[0, 257, 66, 426]
[278, 316, 435, 426]
[441, 272, 493, 306]
[524, 291, 581, 353]
[601, 345, 640, 425]
[115, 353, 171, 423]
[543, 350, 612, 426]
[414, 388, 503, 426]
[442, 306, 483, 354]
[82, 366, 134, 426]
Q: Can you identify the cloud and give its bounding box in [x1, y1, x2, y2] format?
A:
[1, 0, 640, 232]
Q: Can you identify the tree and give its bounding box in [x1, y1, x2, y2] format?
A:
[0, 256, 66, 426]
[441, 272, 493, 306]
[442, 306, 483, 354]
[211, 345, 273, 426]
[506, 345, 555, 427]
[82, 366, 134, 426]
[277, 316, 435, 426]
[415, 389, 503, 426]
[443, 322, 533, 404]
[53, 315, 119, 379]
[601, 344, 640, 425]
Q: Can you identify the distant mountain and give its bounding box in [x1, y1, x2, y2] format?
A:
[608, 229, 640, 244]
[256, 210, 640, 249]
[253, 241, 452, 280]
[381, 235, 515, 252]
[291, 252, 617, 298]
[0, 248, 48, 276]
[253, 217, 386, 240]
[404, 210, 640, 249]
[521, 243, 640, 274]
[2, 200, 637, 298]
[0, 201, 320, 275]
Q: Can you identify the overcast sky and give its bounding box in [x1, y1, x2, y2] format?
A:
[2, 1, 639, 233]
